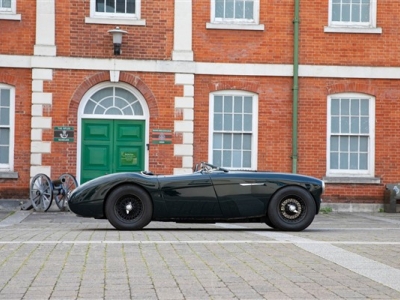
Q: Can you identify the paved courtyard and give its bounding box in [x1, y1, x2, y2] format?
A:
[0, 209, 399, 299]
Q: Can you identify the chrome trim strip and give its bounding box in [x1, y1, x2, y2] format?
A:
[240, 183, 265, 186]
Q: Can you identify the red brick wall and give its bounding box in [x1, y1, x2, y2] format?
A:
[0, 68, 185, 198]
[194, 75, 293, 172]
[4, 69, 397, 204]
[300, 1, 400, 66]
[0, 0, 36, 55]
[297, 77, 400, 203]
[193, 0, 294, 64]
[2, 0, 400, 205]
[42, 70, 182, 179]
[0, 69, 32, 198]
[193, 1, 400, 67]
[56, 1, 174, 59]
[194, 75, 400, 203]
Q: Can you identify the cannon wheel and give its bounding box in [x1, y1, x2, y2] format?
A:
[30, 173, 54, 212]
[54, 173, 78, 210]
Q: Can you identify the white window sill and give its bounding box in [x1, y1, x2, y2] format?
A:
[323, 176, 381, 184]
[0, 171, 18, 179]
[85, 17, 146, 26]
[324, 26, 382, 34]
[0, 14, 21, 21]
[206, 22, 264, 31]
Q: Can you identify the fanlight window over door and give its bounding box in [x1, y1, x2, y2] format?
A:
[83, 87, 144, 116]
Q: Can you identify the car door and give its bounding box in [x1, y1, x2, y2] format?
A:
[209, 172, 270, 218]
[158, 172, 222, 218]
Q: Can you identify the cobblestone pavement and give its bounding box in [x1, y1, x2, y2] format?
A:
[0, 209, 399, 299]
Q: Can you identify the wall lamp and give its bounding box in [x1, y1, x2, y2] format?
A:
[108, 27, 128, 55]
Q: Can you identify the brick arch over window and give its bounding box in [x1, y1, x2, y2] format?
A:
[208, 80, 260, 94]
[69, 71, 158, 120]
[119, 73, 158, 117]
[326, 82, 376, 96]
[0, 74, 18, 85]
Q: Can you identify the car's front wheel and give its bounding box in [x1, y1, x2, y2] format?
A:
[267, 186, 316, 231]
[105, 185, 153, 230]
[265, 215, 276, 229]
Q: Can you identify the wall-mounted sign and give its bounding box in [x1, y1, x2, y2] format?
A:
[54, 126, 74, 142]
[152, 129, 172, 144]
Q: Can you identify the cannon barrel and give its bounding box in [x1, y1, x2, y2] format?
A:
[52, 179, 65, 195]
[52, 179, 63, 186]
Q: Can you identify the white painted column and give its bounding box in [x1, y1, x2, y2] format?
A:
[174, 74, 194, 174]
[30, 69, 53, 177]
[30, 0, 56, 177]
[172, 0, 193, 61]
[34, 0, 56, 56]
[172, 0, 194, 173]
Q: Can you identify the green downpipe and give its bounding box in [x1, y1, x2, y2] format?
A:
[292, 0, 300, 174]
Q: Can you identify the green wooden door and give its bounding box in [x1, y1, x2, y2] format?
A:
[81, 119, 145, 184]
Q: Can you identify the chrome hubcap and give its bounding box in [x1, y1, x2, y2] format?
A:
[125, 202, 133, 214]
[288, 204, 298, 213]
[280, 198, 302, 220]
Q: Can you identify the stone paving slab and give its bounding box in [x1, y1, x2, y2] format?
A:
[0, 211, 11, 222]
[0, 211, 399, 299]
[0, 211, 31, 227]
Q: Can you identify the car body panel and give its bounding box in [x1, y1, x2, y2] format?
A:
[157, 173, 222, 219]
[68, 172, 161, 219]
[209, 172, 269, 218]
[209, 171, 323, 219]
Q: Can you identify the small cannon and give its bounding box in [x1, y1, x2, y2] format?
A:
[29, 173, 78, 212]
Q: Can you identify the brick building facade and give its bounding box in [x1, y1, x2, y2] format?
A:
[0, 0, 399, 210]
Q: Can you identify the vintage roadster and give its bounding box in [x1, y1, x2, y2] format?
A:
[68, 162, 324, 231]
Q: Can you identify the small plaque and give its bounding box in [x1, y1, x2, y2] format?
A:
[54, 126, 74, 142]
[152, 129, 172, 144]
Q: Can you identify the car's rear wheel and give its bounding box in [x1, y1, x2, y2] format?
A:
[267, 186, 316, 231]
[105, 185, 153, 230]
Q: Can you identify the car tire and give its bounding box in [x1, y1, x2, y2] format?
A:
[267, 186, 316, 231]
[105, 185, 153, 230]
[265, 215, 276, 229]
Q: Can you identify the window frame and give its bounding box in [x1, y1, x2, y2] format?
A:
[82, 86, 145, 117]
[86, 0, 145, 26]
[325, 0, 381, 34]
[208, 90, 258, 170]
[326, 93, 375, 178]
[207, 0, 264, 31]
[0, 0, 14, 12]
[0, 85, 15, 172]
[0, 0, 21, 20]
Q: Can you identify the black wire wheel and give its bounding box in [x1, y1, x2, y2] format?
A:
[105, 185, 153, 230]
[267, 186, 316, 231]
[30, 173, 54, 212]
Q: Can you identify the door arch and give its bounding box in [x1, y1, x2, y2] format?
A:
[77, 82, 150, 183]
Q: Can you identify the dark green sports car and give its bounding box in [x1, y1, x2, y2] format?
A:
[68, 162, 324, 231]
